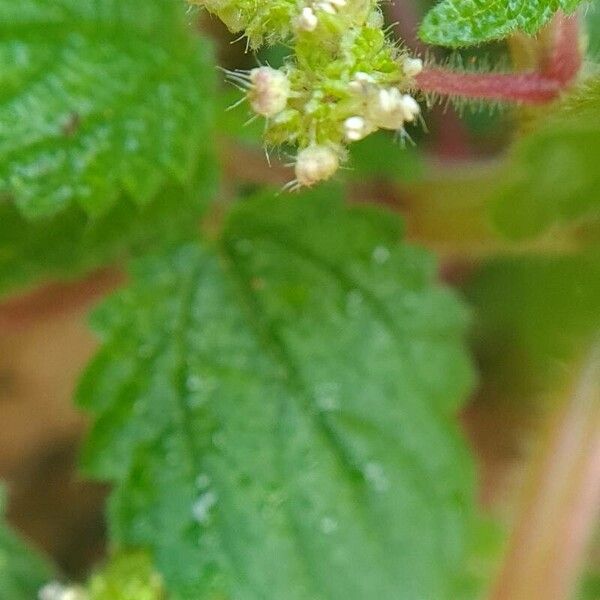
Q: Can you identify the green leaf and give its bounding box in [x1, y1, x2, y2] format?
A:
[0, 0, 215, 218]
[78, 188, 478, 599]
[420, 0, 583, 47]
[0, 160, 216, 298]
[492, 77, 600, 239]
[0, 485, 55, 600]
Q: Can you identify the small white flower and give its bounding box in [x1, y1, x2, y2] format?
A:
[295, 145, 340, 186]
[366, 88, 420, 130]
[248, 67, 290, 117]
[343, 116, 372, 141]
[295, 6, 318, 32]
[348, 71, 376, 94]
[316, 1, 336, 15]
[192, 490, 218, 525]
[354, 72, 375, 83]
[368, 87, 406, 130]
[400, 94, 421, 121]
[377, 88, 401, 114]
[38, 582, 87, 600]
[39, 582, 64, 600]
[403, 57, 423, 78]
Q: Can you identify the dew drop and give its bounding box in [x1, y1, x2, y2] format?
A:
[192, 490, 218, 525]
[364, 461, 390, 493]
[125, 136, 140, 152]
[320, 516, 338, 534]
[187, 375, 203, 392]
[372, 245, 390, 264]
[314, 382, 340, 412]
[54, 185, 73, 202]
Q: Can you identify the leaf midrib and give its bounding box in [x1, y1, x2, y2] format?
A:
[219, 237, 452, 597]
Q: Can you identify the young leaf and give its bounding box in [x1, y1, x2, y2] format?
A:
[420, 0, 583, 47]
[78, 188, 478, 599]
[0, 0, 215, 219]
[492, 77, 600, 239]
[0, 485, 55, 600]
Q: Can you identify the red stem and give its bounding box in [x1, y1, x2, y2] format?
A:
[415, 13, 581, 104]
[415, 70, 563, 103]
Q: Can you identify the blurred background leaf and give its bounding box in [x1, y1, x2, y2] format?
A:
[492, 77, 600, 239]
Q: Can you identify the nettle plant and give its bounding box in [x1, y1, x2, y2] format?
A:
[1, 0, 599, 599]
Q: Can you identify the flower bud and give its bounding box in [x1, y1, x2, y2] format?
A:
[295, 7, 318, 32]
[403, 57, 423, 78]
[344, 116, 372, 141]
[319, 2, 337, 14]
[348, 71, 376, 94]
[295, 145, 340, 186]
[39, 582, 87, 600]
[366, 88, 420, 130]
[400, 94, 420, 122]
[368, 87, 406, 130]
[248, 67, 290, 117]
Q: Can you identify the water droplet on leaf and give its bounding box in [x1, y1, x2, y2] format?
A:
[364, 461, 390, 493]
[372, 245, 390, 264]
[192, 490, 218, 525]
[320, 516, 338, 534]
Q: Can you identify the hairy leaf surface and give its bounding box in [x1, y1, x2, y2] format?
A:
[79, 189, 477, 599]
[493, 77, 600, 239]
[0, 486, 55, 600]
[0, 0, 214, 218]
[420, 0, 583, 47]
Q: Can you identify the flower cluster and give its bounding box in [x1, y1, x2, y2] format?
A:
[190, 0, 422, 186]
[38, 582, 87, 600]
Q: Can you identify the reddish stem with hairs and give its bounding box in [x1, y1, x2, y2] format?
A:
[415, 13, 582, 104]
